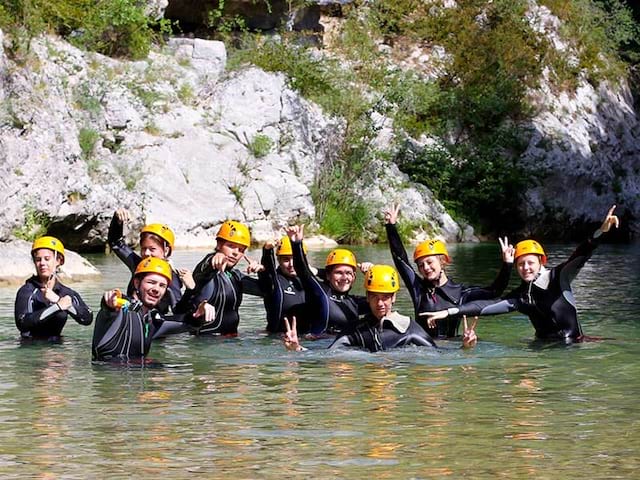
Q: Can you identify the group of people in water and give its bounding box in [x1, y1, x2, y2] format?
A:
[13, 203, 620, 362]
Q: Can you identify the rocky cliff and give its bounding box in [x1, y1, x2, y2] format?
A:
[0, 30, 467, 251]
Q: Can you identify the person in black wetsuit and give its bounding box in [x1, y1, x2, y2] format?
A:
[283, 264, 478, 352]
[15, 236, 93, 340]
[178, 220, 263, 336]
[107, 209, 195, 316]
[92, 257, 210, 361]
[258, 236, 309, 333]
[423, 205, 621, 344]
[284, 224, 370, 336]
[383, 203, 514, 339]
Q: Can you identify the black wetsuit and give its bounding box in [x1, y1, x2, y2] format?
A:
[178, 252, 263, 335]
[290, 240, 368, 335]
[386, 223, 512, 338]
[14, 276, 93, 339]
[330, 312, 437, 352]
[107, 214, 184, 314]
[92, 301, 198, 361]
[452, 234, 603, 342]
[258, 247, 307, 333]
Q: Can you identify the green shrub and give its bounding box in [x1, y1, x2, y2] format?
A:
[78, 127, 100, 158]
[0, 0, 171, 60]
[227, 1, 639, 237]
[247, 134, 273, 158]
[540, 0, 637, 79]
[13, 204, 50, 241]
[319, 199, 372, 244]
[177, 83, 194, 104]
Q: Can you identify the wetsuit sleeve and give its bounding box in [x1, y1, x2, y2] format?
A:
[354, 295, 370, 315]
[554, 235, 600, 285]
[385, 223, 422, 311]
[291, 240, 314, 285]
[454, 294, 520, 317]
[151, 311, 203, 338]
[14, 284, 64, 332]
[173, 254, 216, 315]
[61, 285, 93, 326]
[107, 212, 140, 274]
[257, 247, 277, 296]
[329, 334, 357, 349]
[14, 285, 49, 332]
[192, 253, 217, 285]
[241, 273, 265, 297]
[91, 304, 119, 356]
[461, 261, 513, 303]
[291, 239, 331, 334]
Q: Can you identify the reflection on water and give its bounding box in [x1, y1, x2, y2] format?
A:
[0, 243, 639, 478]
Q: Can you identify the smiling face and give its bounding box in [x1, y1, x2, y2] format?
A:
[216, 239, 247, 267]
[277, 255, 296, 278]
[140, 234, 169, 259]
[516, 254, 542, 282]
[32, 248, 62, 282]
[415, 255, 444, 283]
[133, 272, 168, 308]
[367, 292, 396, 320]
[327, 265, 356, 293]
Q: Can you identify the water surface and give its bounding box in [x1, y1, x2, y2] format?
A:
[0, 243, 638, 479]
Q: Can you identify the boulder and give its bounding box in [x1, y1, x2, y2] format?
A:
[0, 240, 101, 285]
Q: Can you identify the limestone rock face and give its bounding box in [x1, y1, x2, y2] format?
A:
[521, 78, 640, 236]
[518, 4, 640, 237]
[144, 0, 169, 20]
[0, 32, 463, 251]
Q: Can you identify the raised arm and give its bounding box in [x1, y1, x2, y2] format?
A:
[558, 205, 620, 284]
[462, 237, 514, 303]
[287, 225, 332, 335]
[384, 219, 422, 312]
[107, 209, 140, 273]
[258, 242, 278, 295]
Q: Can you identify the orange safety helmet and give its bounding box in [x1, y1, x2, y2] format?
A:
[413, 239, 450, 263]
[365, 265, 400, 293]
[140, 223, 175, 251]
[31, 236, 65, 264]
[134, 257, 173, 283]
[325, 248, 357, 268]
[514, 239, 547, 265]
[216, 220, 251, 248]
[276, 236, 307, 256]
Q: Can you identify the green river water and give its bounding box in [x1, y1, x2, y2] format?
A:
[0, 243, 639, 479]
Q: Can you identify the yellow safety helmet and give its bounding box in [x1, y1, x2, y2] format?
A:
[31, 236, 65, 264]
[413, 239, 450, 263]
[325, 248, 357, 268]
[515, 239, 547, 265]
[276, 236, 307, 256]
[365, 265, 400, 293]
[216, 220, 251, 248]
[140, 223, 175, 251]
[134, 257, 172, 283]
